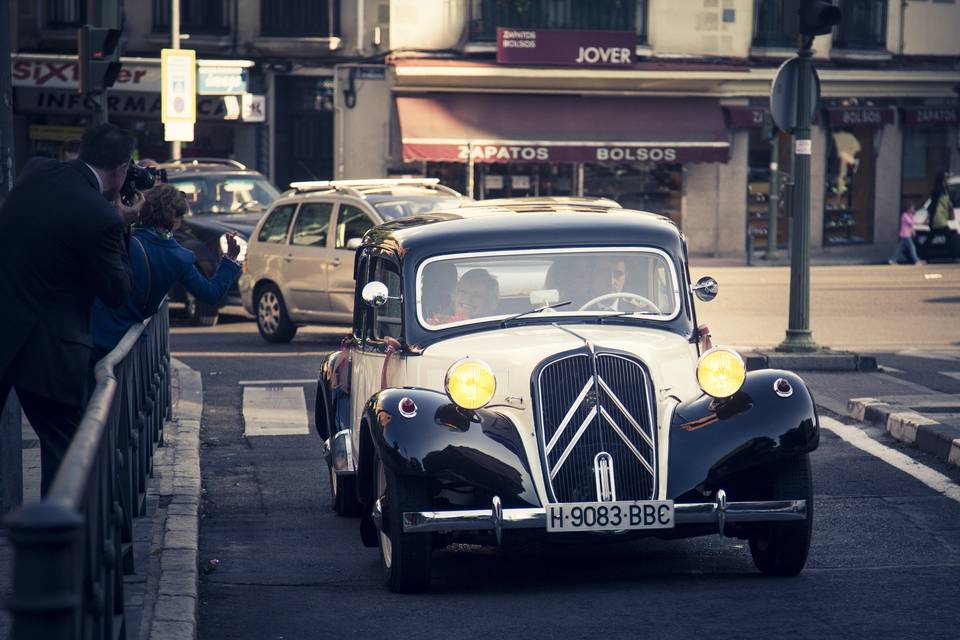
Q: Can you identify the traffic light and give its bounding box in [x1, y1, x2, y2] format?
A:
[798, 1, 842, 36]
[78, 25, 123, 94]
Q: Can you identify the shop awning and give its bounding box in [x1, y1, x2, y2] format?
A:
[396, 93, 730, 164]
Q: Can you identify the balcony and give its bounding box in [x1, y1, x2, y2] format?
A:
[468, 0, 648, 44]
[261, 0, 340, 38]
[44, 0, 85, 29]
[153, 0, 231, 36]
[834, 0, 887, 51]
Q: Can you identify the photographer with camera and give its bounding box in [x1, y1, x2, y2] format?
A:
[91, 183, 242, 355]
[0, 123, 143, 496]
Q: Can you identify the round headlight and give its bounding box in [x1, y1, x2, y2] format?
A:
[697, 348, 746, 398]
[219, 233, 248, 262]
[444, 358, 496, 410]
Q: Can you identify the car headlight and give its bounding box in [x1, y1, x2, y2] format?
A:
[219, 233, 248, 262]
[444, 358, 496, 410]
[696, 347, 746, 398]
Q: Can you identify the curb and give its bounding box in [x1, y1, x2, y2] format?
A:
[142, 359, 202, 640]
[848, 397, 960, 468]
[745, 351, 877, 372]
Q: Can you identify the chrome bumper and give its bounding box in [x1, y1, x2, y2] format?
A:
[401, 490, 807, 539]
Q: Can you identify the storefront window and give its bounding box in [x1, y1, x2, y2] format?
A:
[901, 129, 950, 212]
[479, 164, 573, 199]
[746, 128, 791, 250]
[824, 127, 876, 245]
[583, 163, 682, 227]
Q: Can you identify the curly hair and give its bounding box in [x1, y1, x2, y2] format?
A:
[139, 184, 189, 230]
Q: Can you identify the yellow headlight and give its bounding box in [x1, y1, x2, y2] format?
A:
[444, 358, 496, 410]
[697, 348, 746, 398]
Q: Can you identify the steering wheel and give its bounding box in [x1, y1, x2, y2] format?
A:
[579, 292, 662, 314]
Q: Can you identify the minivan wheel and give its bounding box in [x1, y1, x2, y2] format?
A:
[256, 284, 297, 343]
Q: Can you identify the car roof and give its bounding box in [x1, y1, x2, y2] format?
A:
[364, 202, 683, 260]
[465, 196, 622, 208]
[281, 178, 463, 201]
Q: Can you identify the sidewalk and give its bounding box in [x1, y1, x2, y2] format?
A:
[0, 359, 203, 640]
[802, 370, 960, 469]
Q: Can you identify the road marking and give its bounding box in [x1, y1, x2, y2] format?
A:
[172, 351, 331, 357]
[939, 372, 960, 382]
[242, 386, 309, 436]
[876, 365, 903, 374]
[821, 416, 960, 505]
[238, 379, 317, 386]
[896, 349, 960, 362]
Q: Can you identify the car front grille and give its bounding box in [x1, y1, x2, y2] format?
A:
[535, 352, 657, 503]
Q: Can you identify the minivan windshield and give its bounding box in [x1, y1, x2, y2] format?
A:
[370, 195, 465, 220]
[169, 175, 280, 215]
[417, 249, 680, 330]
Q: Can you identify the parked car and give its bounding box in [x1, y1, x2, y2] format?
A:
[240, 178, 468, 342]
[314, 200, 820, 592]
[913, 175, 960, 262]
[160, 158, 281, 325]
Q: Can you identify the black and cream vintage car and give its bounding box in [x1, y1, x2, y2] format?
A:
[314, 200, 819, 592]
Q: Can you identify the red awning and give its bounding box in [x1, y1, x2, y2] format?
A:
[396, 93, 730, 164]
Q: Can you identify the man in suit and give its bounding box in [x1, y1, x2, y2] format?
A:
[0, 123, 144, 496]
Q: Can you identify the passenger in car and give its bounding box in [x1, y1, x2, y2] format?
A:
[430, 268, 499, 323]
[421, 262, 458, 319]
[585, 257, 628, 309]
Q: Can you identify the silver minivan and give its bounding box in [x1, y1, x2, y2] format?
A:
[240, 179, 468, 342]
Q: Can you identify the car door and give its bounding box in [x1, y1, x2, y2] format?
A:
[328, 202, 378, 321]
[282, 200, 335, 316]
[252, 202, 298, 299]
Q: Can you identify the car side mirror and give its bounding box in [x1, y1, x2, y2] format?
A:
[691, 276, 718, 302]
[345, 237, 362, 250]
[361, 281, 391, 307]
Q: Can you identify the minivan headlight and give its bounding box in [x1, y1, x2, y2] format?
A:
[445, 358, 496, 410]
[697, 348, 746, 398]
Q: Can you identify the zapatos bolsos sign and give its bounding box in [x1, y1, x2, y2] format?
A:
[497, 28, 635, 67]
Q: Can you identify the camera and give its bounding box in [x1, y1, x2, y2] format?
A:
[120, 160, 167, 203]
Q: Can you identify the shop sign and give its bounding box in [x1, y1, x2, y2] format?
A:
[903, 107, 958, 127]
[496, 28, 634, 67]
[404, 141, 729, 164]
[198, 66, 248, 96]
[725, 106, 767, 129]
[12, 55, 158, 92]
[15, 88, 265, 123]
[825, 106, 895, 128]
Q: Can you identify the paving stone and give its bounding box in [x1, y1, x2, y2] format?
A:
[160, 549, 197, 574]
[149, 619, 195, 640]
[158, 571, 197, 597]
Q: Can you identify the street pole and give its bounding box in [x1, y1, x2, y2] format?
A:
[170, 0, 182, 160]
[0, 0, 14, 197]
[766, 133, 780, 259]
[87, 0, 120, 124]
[777, 35, 818, 352]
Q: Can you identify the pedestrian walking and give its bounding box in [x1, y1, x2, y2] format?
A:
[90, 183, 242, 358]
[928, 172, 954, 230]
[889, 202, 923, 265]
[0, 123, 143, 496]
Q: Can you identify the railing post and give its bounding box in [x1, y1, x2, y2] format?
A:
[6, 501, 83, 640]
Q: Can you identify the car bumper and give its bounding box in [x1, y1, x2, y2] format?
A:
[390, 491, 806, 538]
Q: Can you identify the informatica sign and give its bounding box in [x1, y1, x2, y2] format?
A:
[496, 28, 635, 67]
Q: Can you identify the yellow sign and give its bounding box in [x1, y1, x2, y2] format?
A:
[160, 49, 196, 124]
[28, 125, 85, 141]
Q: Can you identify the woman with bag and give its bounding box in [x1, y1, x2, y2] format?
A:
[928, 172, 954, 230]
[90, 184, 242, 360]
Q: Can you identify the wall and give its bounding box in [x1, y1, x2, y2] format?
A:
[389, 0, 466, 51]
[335, 65, 391, 178]
[900, 0, 960, 56]
[648, 0, 753, 57]
[683, 130, 749, 256]
[872, 122, 903, 250]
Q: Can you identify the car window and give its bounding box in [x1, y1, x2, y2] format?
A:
[372, 257, 402, 341]
[291, 202, 334, 247]
[371, 196, 465, 220]
[257, 205, 296, 243]
[417, 248, 680, 330]
[336, 205, 375, 249]
[168, 175, 280, 214]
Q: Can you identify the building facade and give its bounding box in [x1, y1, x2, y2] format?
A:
[8, 0, 960, 259]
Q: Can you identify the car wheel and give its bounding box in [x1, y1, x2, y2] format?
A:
[375, 452, 432, 593]
[748, 454, 813, 577]
[329, 464, 361, 517]
[185, 293, 219, 327]
[256, 284, 297, 343]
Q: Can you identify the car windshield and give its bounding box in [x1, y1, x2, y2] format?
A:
[417, 249, 680, 330]
[169, 175, 280, 215]
[371, 196, 464, 220]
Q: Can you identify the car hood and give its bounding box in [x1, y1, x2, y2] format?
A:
[181, 213, 262, 237]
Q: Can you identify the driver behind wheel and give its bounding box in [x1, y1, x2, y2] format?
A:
[586, 257, 628, 310]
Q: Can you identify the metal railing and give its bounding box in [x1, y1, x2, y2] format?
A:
[153, 0, 232, 35]
[45, 0, 85, 28]
[5, 301, 171, 640]
[834, 0, 887, 50]
[468, 0, 649, 43]
[260, 0, 339, 38]
[752, 0, 801, 48]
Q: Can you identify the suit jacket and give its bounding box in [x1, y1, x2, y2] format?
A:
[90, 227, 241, 350]
[0, 158, 132, 406]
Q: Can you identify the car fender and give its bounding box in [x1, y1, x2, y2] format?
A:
[316, 350, 352, 440]
[667, 370, 819, 499]
[360, 388, 541, 508]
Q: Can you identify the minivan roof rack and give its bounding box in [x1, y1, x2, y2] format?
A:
[167, 158, 247, 169]
[289, 178, 442, 192]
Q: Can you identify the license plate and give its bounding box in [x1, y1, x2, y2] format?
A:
[546, 500, 675, 532]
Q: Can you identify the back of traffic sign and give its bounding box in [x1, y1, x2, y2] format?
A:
[769, 56, 821, 134]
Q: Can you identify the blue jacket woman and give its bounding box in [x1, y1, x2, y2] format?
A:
[91, 183, 242, 351]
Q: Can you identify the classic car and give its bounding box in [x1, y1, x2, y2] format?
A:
[314, 200, 819, 592]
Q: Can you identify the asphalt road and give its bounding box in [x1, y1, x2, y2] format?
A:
[169, 273, 960, 639]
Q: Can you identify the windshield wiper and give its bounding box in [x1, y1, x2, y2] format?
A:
[597, 309, 660, 324]
[500, 300, 572, 328]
